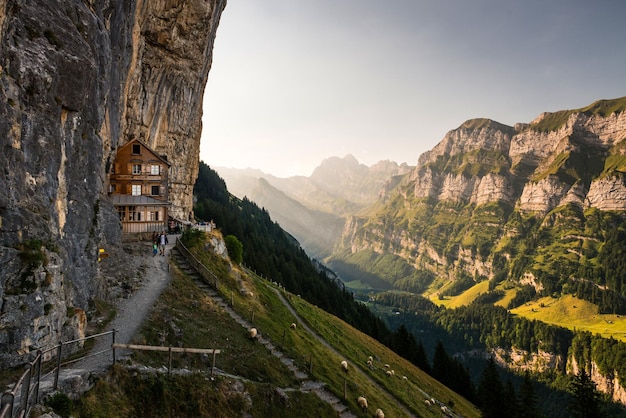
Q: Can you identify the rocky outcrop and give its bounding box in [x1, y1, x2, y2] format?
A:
[569, 356, 626, 405]
[0, 0, 225, 368]
[410, 108, 626, 215]
[333, 99, 626, 297]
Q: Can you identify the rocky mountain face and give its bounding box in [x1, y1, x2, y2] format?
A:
[331, 99, 626, 404]
[336, 98, 626, 292]
[0, 0, 224, 367]
[215, 155, 413, 257]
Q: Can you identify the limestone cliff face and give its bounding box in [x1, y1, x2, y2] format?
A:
[409, 110, 626, 214]
[121, 0, 225, 221]
[336, 99, 626, 285]
[0, 0, 224, 367]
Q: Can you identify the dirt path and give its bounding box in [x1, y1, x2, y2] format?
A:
[41, 236, 177, 393]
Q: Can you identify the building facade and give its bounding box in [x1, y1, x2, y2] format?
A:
[109, 139, 171, 233]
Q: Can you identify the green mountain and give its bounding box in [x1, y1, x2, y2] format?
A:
[332, 98, 626, 313]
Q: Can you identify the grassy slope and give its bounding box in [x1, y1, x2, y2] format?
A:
[73, 231, 480, 417]
[431, 282, 626, 343]
[510, 294, 626, 342]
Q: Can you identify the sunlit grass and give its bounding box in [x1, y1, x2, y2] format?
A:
[510, 294, 626, 342]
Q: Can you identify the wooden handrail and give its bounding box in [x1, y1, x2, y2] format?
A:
[112, 343, 220, 355]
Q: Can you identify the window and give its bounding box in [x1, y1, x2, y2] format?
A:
[132, 164, 142, 175]
[131, 185, 141, 196]
[151, 165, 160, 175]
[117, 207, 126, 221]
[129, 207, 141, 221]
[109, 184, 116, 193]
[151, 185, 160, 196]
[132, 144, 141, 154]
[149, 211, 160, 221]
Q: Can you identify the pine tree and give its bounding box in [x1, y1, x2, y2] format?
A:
[518, 371, 542, 418]
[477, 357, 506, 418]
[569, 368, 602, 418]
[414, 339, 431, 374]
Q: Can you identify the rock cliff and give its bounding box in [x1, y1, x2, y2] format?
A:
[335, 97, 626, 291]
[0, 0, 225, 367]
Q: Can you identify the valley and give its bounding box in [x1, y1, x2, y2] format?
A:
[215, 96, 626, 413]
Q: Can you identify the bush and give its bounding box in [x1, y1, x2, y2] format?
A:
[224, 235, 243, 265]
[46, 392, 74, 417]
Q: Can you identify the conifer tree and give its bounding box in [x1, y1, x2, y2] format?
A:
[519, 371, 542, 418]
[414, 339, 431, 374]
[568, 368, 602, 418]
[477, 357, 506, 418]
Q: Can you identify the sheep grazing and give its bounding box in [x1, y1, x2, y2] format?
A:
[290, 322, 297, 330]
[248, 327, 258, 339]
[368, 355, 373, 362]
[366, 359, 373, 368]
[340, 360, 348, 373]
[356, 396, 368, 412]
[375, 408, 384, 418]
[385, 369, 395, 377]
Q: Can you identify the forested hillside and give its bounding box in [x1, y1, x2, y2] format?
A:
[333, 98, 626, 314]
[194, 163, 445, 355]
[193, 162, 626, 417]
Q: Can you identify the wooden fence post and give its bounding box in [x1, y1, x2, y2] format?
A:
[53, 342, 63, 390]
[112, 329, 117, 365]
[168, 347, 173, 374]
[211, 350, 217, 376]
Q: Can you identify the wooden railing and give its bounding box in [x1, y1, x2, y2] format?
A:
[175, 238, 219, 288]
[112, 344, 221, 375]
[0, 330, 116, 418]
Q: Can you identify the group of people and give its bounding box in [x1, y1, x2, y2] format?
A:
[151, 230, 168, 256]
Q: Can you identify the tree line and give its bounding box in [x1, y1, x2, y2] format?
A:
[372, 291, 626, 417]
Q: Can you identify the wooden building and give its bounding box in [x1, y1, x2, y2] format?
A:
[109, 139, 171, 233]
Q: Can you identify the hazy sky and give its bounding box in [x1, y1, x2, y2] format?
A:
[200, 0, 626, 178]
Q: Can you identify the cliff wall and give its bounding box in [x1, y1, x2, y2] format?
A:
[0, 0, 224, 367]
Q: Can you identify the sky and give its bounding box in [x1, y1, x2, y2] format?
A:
[200, 0, 626, 178]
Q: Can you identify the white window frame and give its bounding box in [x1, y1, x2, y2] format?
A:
[132, 164, 142, 175]
[131, 184, 142, 196]
[151, 164, 160, 175]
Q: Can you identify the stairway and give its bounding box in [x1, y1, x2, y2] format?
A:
[170, 247, 357, 417]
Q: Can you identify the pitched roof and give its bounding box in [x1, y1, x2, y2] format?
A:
[117, 139, 171, 166]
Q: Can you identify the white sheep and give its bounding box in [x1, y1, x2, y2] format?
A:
[366, 359, 373, 368]
[290, 322, 297, 330]
[340, 360, 348, 373]
[375, 408, 384, 418]
[385, 369, 395, 377]
[248, 327, 257, 339]
[356, 396, 368, 412]
[368, 355, 373, 362]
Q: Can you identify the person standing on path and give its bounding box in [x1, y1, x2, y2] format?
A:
[158, 231, 168, 256]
